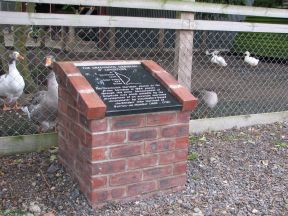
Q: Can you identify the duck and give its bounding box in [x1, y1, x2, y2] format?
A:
[28, 55, 58, 131]
[193, 89, 218, 118]
[206, 50, 227, 67]
[244, 51, 259, 66]
[0, 51, 25, 110]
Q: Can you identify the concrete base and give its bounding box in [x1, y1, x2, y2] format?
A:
[189, 111, 288, 134]
[0, 133, 57, 156]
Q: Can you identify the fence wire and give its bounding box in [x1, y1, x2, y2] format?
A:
[0, 25, 287, 136]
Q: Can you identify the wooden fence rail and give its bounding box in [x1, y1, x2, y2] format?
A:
[1, 11, 288, 33]
[3, 0, 288, 18]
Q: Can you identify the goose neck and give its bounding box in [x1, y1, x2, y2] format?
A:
[8, 60, 19, 75]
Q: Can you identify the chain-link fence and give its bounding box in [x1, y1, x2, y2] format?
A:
[0, 24, 287, 136]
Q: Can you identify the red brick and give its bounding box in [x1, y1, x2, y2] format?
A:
[58, 87, 76, 106]
[78, 92, 106, 120]
[89, 190, 109, 203]
[127, 155, 158, 170]
[128, 128, 157, 142]
[142, 60, 165, 75]
[175, 149, 188, 161]
[159, 151, 174, 165]
[127, 181, 157, 196]
[71, 123, 86, 140]
[54, 62, 80, 76]
[58, 98, 67, 114]
[143, 166, 172, 180]
[111, 115, 146, 130]
[175, 137, 189, 149]
[78, 177, 91, 196]
[91, 176, 107, 189]
[69, 134, 81, 149]
[145, 139, 175, 153]
[67, 105, 78, 122]
[159, 150, 188, 165]
[146, 112, 177, 126]
[75, 159, 92, 178]
[89, 118, 108, 132]
[142, 60, 178, 88]
[161, 124, 189, 138]
[173, 162, 187, 175]
[92, 160, 125, 175]
[177, 111, 191, 123]
[57, 71, 67, 87]
[79, 114, 89, 129]
[67, 76, 93, 98]
[110, 171, 142, 186]
[169, 87, 198, 111]
[91, 148, 108, 161]
[58, 124, 67, 140]
[110, 144, 143, 159]
[111, 187, 126, 199]
[91, 131, 126, 147]
[159, 175, 186, 190]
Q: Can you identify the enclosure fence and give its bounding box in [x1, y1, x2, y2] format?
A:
[0, 0, 288, 136]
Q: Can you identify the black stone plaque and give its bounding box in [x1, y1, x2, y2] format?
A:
[76, 62, 182, 116]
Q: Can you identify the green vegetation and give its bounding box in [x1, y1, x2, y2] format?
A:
[232, 16, 288, 59]
[253, 0, 284, 8]
[188, 152, 199, 160]
[274, 141, 288, 149]
[196, 0, 245, 4]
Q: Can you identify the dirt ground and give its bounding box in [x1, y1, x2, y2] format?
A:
[1, 122, 287, 216]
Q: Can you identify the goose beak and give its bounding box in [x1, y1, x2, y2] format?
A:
[17, 54, 25, 61]
[45, 58, 52, 67]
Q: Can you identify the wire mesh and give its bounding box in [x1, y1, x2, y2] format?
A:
[0, 25, 287, 136]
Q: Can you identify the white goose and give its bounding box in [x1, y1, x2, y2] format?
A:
[244, 51, 259, 66]
[193, 89, 218, 118]
[206, 50, 227, 67]
[0, 51, 25, 110]
[28, 56, 58, 131]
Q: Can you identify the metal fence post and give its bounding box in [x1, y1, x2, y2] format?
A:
[174, 12, 194, 91]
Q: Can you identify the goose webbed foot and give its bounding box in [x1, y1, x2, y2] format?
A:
[2, 104, 11, 111]
[12, 102, 21, 110]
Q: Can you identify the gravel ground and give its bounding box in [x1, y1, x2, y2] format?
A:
[1, 122, 288, 216]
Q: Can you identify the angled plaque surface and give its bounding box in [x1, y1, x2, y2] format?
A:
[75, 61, 182, 116]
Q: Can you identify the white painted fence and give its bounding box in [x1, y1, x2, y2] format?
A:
[0, 0, 287, 142]
[3, 0, 288, 18]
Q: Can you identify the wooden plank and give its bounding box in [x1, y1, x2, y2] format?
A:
[0, 11, 191, 30]
[3, 0, 288, 18]
[1, 11, 288, 33]
[194, 20, 288, 33]
[0, 133, 57, 156]
[174, 12, 194, 90]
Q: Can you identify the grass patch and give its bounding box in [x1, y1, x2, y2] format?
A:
[274, 141, 288, 149]
[189, 135, 206, 142]
[188, 152, 199, 161]
[232, 17, 288, 59]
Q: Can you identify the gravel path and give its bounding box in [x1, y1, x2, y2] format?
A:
[1, 122, 287, 216]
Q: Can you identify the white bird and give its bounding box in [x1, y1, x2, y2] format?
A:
[193, 89, 218, 118]
[244, 51, 259, 66]
[206, 50, 227, 67]
[28, 55, 58, 132]
[0, 51, 25, 110]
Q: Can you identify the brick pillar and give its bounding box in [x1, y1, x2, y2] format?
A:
[54, 60, 197, 207]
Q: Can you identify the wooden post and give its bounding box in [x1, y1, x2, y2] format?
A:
[159, 29, 165, 49]
[65, 26, 75, 51]
[174, 12, 194, 91]
[109, 27, 116, 53]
